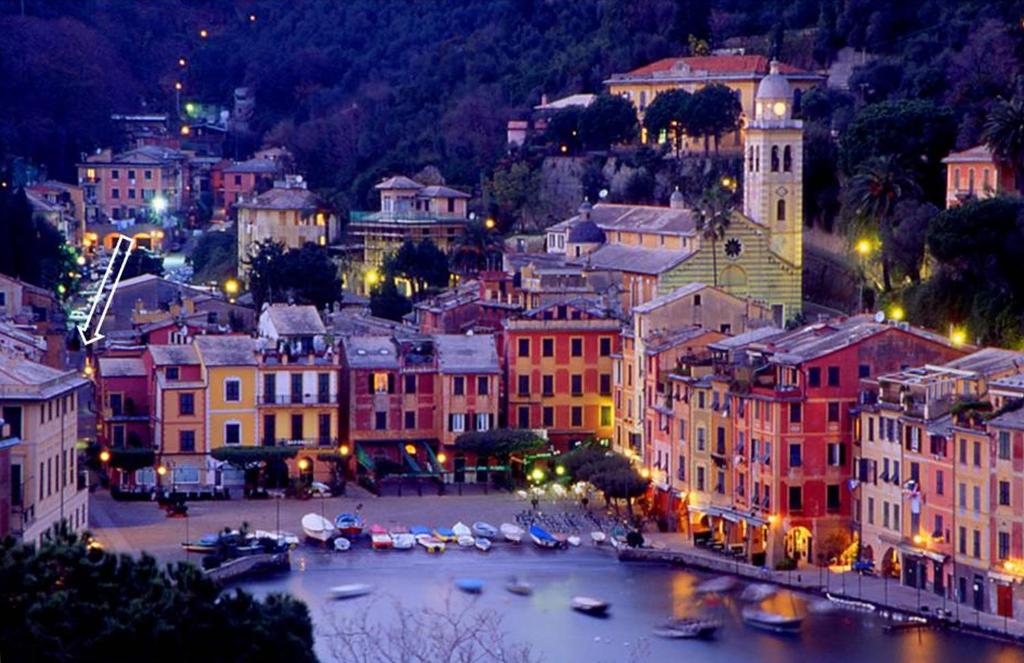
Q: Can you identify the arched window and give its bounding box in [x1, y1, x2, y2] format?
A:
[783, 145, 792, 172]
[777, 199, 786, 221]
[755, 146, 760, 172]
[639, 90, 647, 111]
[968, 169, 975, 194]
[771, 146, 780, 172]
[953, 168, 960, 191]
[748, 146, 754, 172]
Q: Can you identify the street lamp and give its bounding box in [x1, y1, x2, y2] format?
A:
[178, 57, 187, 67]
[855, 239, 873, 312]
[298, 458, 310, 472]
[99, 449, 111, 464]
[339, 444, 350, 456]
[888, 305, 905, 322]
[555, 465, 565, 476]
[224, 278, 239, 297]
[950, 327, 967, 346]
[484, 217, 496, 230]
[151, 194, 168, 215]
[199, 28, 209, 39]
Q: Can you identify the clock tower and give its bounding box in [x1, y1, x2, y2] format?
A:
[742, 60, 803, 270]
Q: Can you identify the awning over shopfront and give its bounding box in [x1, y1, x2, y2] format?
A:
[898, 543, 948, 564]
[688, 503, 767, 527]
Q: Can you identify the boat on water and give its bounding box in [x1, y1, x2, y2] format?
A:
[302, 513, 337, 543]
[452, 522, 472, 538]
[181, 533, 222, 553]
[590, 531, 607, 545]
[252, 530, 300, 548]
[474, 537, 492, 552]
[334, 513, 364, 537]
[741, 607, 803, 634]
[567, 535, 581, 547]
[500, 523, 524, 543]
[370, 524, 393, 550]
[333, 537, 351, 552]
[696, 575, 738, 594]
[472, 522, 498, 538]
[506, 578, 533, 596]
[824, 592, 876, 612]
[740, 582, 777, 602]
[529, 525, 562, 549]
[455, 578, 483, 594]
[653, 617, 722, 639]
[434, 527, 457, 542]
[457, 534, 475, 547]
[329, 583, 373, 600]
[416, 534, 445, 553]
[391, 533, 416, 550]
[571, 596, 610, 616]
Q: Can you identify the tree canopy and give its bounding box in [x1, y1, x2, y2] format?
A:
[0, 187, 74, 295]
[453, 429, 546, 458]
[0, 525, 316, 663]
[121, 247, 164, 279]
[245, 240, 342, 310]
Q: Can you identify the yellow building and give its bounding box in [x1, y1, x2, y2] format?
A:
[236, 175, 336, 280]
[0, 357, 88, 544]
[149, 344, 209, 487]
[605, 54, 822, 149]
[194, 335, 259, 487]
[347, 175, 470, 293]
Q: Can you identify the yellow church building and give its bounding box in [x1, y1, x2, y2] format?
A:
[547, 61, 804, 325]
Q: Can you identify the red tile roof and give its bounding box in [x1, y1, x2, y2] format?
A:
[619, 55, 812, 79]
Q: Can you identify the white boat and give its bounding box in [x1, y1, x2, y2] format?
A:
[329, 583, 372, 600]
[567, 535, 581, 547]
[302, 513, 336, 543]
[452, 522, 472, 538]
[571, 596, 610, 616]
[457, 534, 475, 547]
[696, 575, 738, 594]
[416, 534, 445, 553]
[741, 607, 803, 634]
[472, 521, 499, 538]
[333, 537, 351, 552]
[475, 537, 492, 552]
[590, 531, 607, 545]
[500, 523, 524, 543]
[824, 592, 876, 612]
[391, 533, 416, 550]
[653, 617, 722, 639]
[371, 533, 393, 550]
[740, 582, 777, 602]
[506, 578, 533, 595]
[253, 529, 300, 547]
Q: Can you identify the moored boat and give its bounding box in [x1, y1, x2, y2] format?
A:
[181, 533, 221, 553]
[416, 534, 445, 553]
[333, 537, 351, 552]
[653, 617, 722, 639]
[740, 582, 777, 602]
[452, 522, 472, 538]
[434, 527, 456, 542]
[567, 535, 581, 547]
[471, 522, 498, 538]
[571, 596, 610, 616]
[302, 513, 336, 543]
[506, 577, 533, 596]
[409, 525, 431, 537]
[696, 575, 738, 594]
[500, 523, 524, 543]
[455, 578, 483, 594]
[457, 534, 475, 547]
[252, 530, 300, 548]
[391, 533, 416, 550]
[529, 525, 561, 549]
[741, 607, 803, 634]
[334, 513, 364, 537]
[474, 537, 492, 552]
[371, 526, 393, 550]
[329, 583, 372, 600]
[590, 531, 607, 545]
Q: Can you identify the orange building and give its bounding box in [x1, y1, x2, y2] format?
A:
[942, 145, 1015, 208]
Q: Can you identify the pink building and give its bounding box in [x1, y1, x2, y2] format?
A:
[220, 158, 283, 217]
[942, 145, 1015, 208]
[77, 146, 190, 222]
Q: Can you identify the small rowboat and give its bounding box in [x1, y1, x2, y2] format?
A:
[329, 583, 372, 600]
[455, 578, 483, 594]
[653, 617, 722, 639]
[434, 527, 457, 542]
[741, 607, 803, 634]
[567, 535, 581, 547]
[371, 533, 393, 550]
[696, 575, 738, 595]
[457, 535, 475, 547]
[333, 537, 351, 552]
[181, 533, 220, 553]
[472, 522, 498, 538]
[571, 596, 610, 616]
[740, 582, 777, 602]
[409, 525, 431, 537]
[506, 578, 533, 596]
[590, 531, 607, 545]
[302, 513, 336, 543]
[474, 537, 492, 552]
[452, 522, 472, 538]
[334, 513, 364, 537]
[416, 534, 445, 553]
[391, 533, 416, 550]
[500, 523, 523, 543]
[253, 530, 300, 548]
[529, 525, 561, 549]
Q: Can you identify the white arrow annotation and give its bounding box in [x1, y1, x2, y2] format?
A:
[76, 234, 135, 347]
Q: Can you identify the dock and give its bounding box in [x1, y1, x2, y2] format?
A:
[205, 551, 291, 583]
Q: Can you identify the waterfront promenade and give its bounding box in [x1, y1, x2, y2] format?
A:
[638, 532, 1024, 643]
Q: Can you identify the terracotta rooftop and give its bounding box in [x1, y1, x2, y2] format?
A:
[610, 55, 819, 81]
[434, 334, 500, 374]
[194, 335, 257, 366]
[97, 357, 147, 378]
[942, 145, 1000, 164]
[148, 344, 200, 366]
[0, 358, 86, 399]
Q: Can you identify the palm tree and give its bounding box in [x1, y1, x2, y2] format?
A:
[983, 97, 1024, 194]
[450, 221, 501, 276]
[846, 155, 920, 291]
[696, 183, 735, 287]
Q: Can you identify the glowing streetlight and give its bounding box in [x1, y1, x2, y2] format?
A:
[157, 465, 168, 477]
[199, 28, 209, 38]
[151, 194, 168, 215]
[224, 279, 240, 296]
[174, 81, 183, 91]
[298, 458, 310, 471]
[180, 125, 191, 136]
[555, 465, 565, 476]
[888, 305, 905, 322]
[99, 450, 111, 463]
[339, 445, 350, 456]
[404, 443, 417, 455]
[184, 102, 196, 114]
[249, 14, 257, 22]
[855, 239, 872, 256]
[640, 467, 651, 479]
[767, 514, 779, 526]
[436, 452, 447, 464]
[530, 467, 544, 482]
[76, 255, 86, 266]
[950, 327, 967, 346]
[178, 57, 187, 67]
[365, 269, 380, 286]
[484, 217, 496, 230]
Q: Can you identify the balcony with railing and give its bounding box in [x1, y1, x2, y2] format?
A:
[261, 392, 336, 406]
[261, 436, 338, 448]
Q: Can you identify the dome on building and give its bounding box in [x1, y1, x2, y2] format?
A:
[755, 60, 792, 101]
[669, 187, 685, 209]
[568, 217, 605, 244]
[577, 199, 593, 218]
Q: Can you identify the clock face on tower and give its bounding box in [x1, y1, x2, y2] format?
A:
[724, 238, 743, 259]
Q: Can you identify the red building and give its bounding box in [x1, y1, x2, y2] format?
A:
[95, 351, 152, 451]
